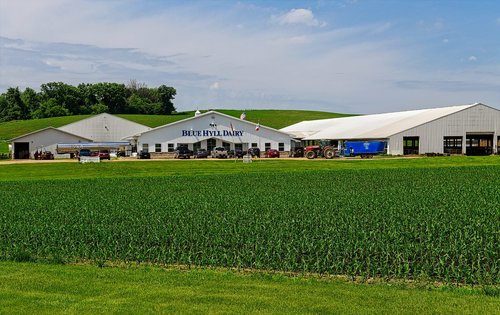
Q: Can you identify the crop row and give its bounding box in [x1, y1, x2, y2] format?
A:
[0, 166, 499, 284]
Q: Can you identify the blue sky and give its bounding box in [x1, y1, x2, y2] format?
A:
[0, 0, 499, 114]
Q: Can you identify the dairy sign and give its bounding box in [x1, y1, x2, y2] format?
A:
[181, 129, 244, 137]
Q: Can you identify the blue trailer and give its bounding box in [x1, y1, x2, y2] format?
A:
[343, 141, 386, 158]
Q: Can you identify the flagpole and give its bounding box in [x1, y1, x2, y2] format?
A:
[230, 121, 236, 161]
[257, 120, 261, 161]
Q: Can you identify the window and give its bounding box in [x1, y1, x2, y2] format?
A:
[193, 142, 201, 152]
[222, 142, 231, 151]
[265, 143, 271, 151]
[443, 136, 462, 154]
[207, 139, 216, 152]
[235, 143, 243, 151]
[251, 143, 258, 148]
[167, 143, 174, 152]
[142, 143, 149, 153]
[155, 143, 162, 153]
[278, 142, 284, 151]
[403, 137, 419, 155]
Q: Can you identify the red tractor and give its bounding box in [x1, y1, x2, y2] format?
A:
[304, 140, 339, 159]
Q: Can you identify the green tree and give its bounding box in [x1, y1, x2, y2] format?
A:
[127, 94, 149, 114]
[0, 87, 27, 121]
[40, 82, 83, 115]
[0, 81, 177, 122]
[92, 83, 128, 114]
[32, 99, 70, 119]
[77, 83, 98, 114]
[156, 85, 176, 114]
[0, 94, 8, 122]
[90, 103, 109, 114]
[21, 87, 40, 117]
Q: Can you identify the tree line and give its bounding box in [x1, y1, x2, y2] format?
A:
[0, 80, 176, 122]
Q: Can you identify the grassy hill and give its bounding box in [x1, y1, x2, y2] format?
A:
[0, 109, 351, 143]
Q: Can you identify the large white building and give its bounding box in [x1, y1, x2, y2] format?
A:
[9, 103, 500, 159]
[281, 103, 500, 155]
[134, 111, 293, 154]
[9, 113, 150, 159]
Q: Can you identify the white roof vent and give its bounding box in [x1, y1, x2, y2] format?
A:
[195, 109, 201, 117]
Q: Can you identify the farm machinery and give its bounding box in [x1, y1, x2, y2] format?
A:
[304, 140, 339, 159]
[304, 140, 386, 159]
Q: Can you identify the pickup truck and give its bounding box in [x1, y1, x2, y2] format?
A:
[211, 147, 228, 158]
[98, 150, 110, 160]
[174, 147, 192, 159]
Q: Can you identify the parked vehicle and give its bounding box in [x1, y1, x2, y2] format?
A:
[343, 141, 386, 158]
[228, 149, 245, 158]
[137, 150, 151, 159]
[211, 147, 228, 158]
[264, 149, 280, 158]
[193, 148, 208, 158]
[77, 149, 96, 161]
[247, 147, 261, 158]
[288, 147, 304, 157]
[304, 140, 386, 159]
[98, 150, 110, 160]
[78, 149, 94, 157]
[36, 151, 54, 160]
[174, 147, 192, 159]
[304, 140, 339, 159]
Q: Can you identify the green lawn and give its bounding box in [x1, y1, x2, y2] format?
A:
[0, 141, 8, 155]
[116, 112, 194, 128]
[0, 115, 92, 141]
[0, 109, 348, 140]
[0, 262, 498, 314]
[1, 156, 499, 181]
[215, 109, 353, 129]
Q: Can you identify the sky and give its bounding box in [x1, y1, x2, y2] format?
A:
[0, 0, 499, 114]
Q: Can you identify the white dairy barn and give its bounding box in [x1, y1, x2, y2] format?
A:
[9, 113, 151, 159]
[8, 103, 500, 159]
[9, 127, 92, 159]
[135, 111, 293, 154]
[281, 103, 500, 155]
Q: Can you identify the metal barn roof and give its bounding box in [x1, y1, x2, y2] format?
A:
[58, 113, 151, 142]
[9, 127, 92, 142]
[281, 103, 480, 140]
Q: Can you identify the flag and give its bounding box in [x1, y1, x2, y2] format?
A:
[255, 122, 260, 131]
[240, 112, 246, 120]
[230, 122, 235, 132]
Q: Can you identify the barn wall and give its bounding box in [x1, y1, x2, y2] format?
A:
[138, 113, 292, 152]
[12, 129, 90, 158]
[389, 104, 500, 155]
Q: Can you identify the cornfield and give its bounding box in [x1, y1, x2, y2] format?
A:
[0, 166, 499, 284]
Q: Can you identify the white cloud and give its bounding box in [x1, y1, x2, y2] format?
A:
[209, 82, 220, 90]
[469, 55, 477, 61]
[275, 8, 325, 27]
